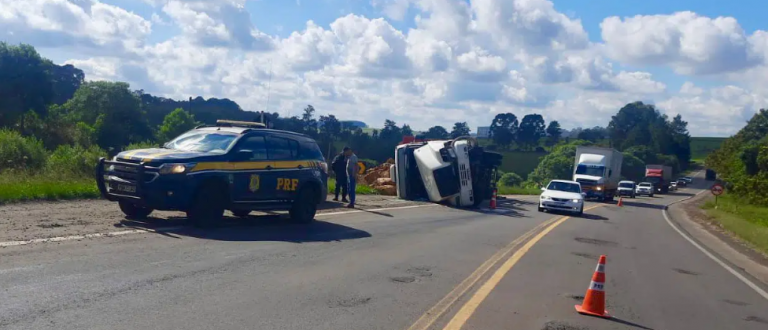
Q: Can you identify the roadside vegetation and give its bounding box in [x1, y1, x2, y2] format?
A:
[702, 109, 768, 252]
[328, 178, 380, 195]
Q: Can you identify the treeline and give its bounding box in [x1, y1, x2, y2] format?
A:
[706, 109, 768, 206]
[522, 102, 692, 186]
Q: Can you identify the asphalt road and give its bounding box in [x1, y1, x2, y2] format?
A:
[2, 175, 768, 329]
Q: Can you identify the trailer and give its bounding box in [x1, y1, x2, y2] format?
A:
[645, 165, 673, 194]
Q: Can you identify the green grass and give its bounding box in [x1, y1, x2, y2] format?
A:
[328, 178, 380, 195]
[0, 171, 99, 204]
[498, 184, 541, 195]
[691, 137, 727, 161]
[701, 194, 768, 255]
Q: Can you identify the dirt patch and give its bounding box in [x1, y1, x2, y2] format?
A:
[0, 196, 428, 244]
[407, 266, 433, 277]
[722, 299, 749, 306]
[574, 237, 618, 247]
[390, 276, 416, 283]
[673, 268, 700, 276]
[331, 296, 372, 308]
[571, 252, 598, 260]
[565, 294, 585, 301]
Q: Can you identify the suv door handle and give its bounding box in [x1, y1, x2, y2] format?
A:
[265, 165, 273, 170]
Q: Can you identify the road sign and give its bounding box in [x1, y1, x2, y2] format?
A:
[358, 161, 366, 175]
[711, 183, 724, 196]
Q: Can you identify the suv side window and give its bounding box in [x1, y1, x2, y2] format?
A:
[299, 141, 324, 160]
[234, 135, 268, 161]
[267, 136, 299, 160]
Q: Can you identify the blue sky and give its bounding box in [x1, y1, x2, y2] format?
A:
[5, 0, 767, 136]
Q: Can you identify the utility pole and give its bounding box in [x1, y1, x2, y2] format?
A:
[188, 96, 193, 116]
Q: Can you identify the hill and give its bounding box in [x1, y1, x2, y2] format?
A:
[691, 137, 727, 161]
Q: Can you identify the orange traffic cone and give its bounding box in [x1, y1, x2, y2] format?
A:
[490, 188, 497, 209]
[575, 255, 610, 318]
[617, 197, 623, 207]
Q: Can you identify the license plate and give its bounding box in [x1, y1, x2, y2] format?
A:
[115, 184, 136, 193]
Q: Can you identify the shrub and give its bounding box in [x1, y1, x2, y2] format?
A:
[47, 144, 107, 177]
[499, 172, 523, 187]
[0, 129, 47, 172]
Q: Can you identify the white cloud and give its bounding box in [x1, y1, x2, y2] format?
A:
[601, 11, 766, 75]
[6, 0, 765, 136]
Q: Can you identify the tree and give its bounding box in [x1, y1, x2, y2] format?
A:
[319, 114, 341, 140]
[490, 113, 518, 148]
[608, 101, 659, 150]
[527, 140, 594, 186]
[424, 126, 449, 139]
[379, 119, 401, 141]
[545, 120, 562, 146]
[450, 122, 470, 138]
[577, 127, 606, 142]
[0, 42, 54, 130]
[50, 64, 85, 105]
[158, 108, 198, 142]
[517, 114, 546, 150]
[402, 124, 413, 137]
[65, 81, 152, 152]
[301, 105, 318, 137]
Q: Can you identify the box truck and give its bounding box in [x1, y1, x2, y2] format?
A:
[572, 146, 623, 202]
[645, 165, 673, 194]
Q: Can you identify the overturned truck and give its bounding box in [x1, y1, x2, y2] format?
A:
[392, 137, 502, 208]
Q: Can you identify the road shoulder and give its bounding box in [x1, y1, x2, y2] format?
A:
[667, 191, 768, 286]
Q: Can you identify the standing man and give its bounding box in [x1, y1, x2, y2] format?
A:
[344, 147, 358, 208]
[331, 150, 348, 203]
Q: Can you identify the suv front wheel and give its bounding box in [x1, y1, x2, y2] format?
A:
[119, 201, 153, 219]
[290, 187, 317, 224]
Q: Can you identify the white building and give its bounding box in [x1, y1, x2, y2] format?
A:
[477, 126, 491, 138]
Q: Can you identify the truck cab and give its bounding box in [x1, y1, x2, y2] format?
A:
[572, 146, 623, 202]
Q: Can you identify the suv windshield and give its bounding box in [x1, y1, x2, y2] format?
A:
[166, 131, 239, 154]
[619, 182, 634, 188]
[547, 181, 581, 193]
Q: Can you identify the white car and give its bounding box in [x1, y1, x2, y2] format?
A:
[670, 181, 678, 191]
[636, 182, 654, 197]
[539, 180, 585, 215]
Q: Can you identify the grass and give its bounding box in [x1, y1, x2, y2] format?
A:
[701, 194, 768, 255]
[691, 137, 727, 161]
[328, 177, 380, 195]
[0, 171, 99, 204]
[498, 184, 541, 195]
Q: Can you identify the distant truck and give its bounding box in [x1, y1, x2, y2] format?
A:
[644, 165, 673, 194]
[572, 146, 623, 202]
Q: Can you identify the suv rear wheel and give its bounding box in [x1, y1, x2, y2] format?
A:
[119, 201, 153, 219]
[290, 187, 317, 224]
[187, 184, 225, 228]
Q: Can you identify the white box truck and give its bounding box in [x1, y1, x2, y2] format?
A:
[572, 146, 623, 202]
[393, 137, 501, 207]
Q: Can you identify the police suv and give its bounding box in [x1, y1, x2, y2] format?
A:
[96, 120, 328, 226]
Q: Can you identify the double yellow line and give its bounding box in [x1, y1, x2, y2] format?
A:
[406, 204, 605, 330]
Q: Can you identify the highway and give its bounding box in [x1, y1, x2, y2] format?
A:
[2, 173, 768, 329]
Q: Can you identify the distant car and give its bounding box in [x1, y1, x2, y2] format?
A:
[617, 180, 636, 198]
[636, 182, 654, 197]
[676, 179, 687, 187]
[682, 176, 693, 184]
[539, 180, 585, 216]
[670, 181, 678, 191]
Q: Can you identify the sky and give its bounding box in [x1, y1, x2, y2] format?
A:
[2, 0, 767, 137]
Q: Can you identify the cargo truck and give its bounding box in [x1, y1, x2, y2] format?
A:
[572, 146, 623, 202]
[644, 165, 673, 194]
[393, 137, 501, 207]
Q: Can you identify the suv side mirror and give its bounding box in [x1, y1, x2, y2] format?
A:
[233, 149, 252, 161]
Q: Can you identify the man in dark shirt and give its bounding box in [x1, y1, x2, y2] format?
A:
[331, 150, 348, 203]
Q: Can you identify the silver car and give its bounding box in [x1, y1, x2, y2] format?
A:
[636, 182, 654, 197]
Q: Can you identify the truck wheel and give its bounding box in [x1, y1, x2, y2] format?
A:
[290, 187, 317, 224]
[232, 210, 250, 217]
[119, 201, 153, 219]
[186, 185, 225, 228]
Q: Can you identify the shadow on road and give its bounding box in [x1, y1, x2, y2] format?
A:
[580, 213, 609, 221]
[463, 197, 534, 218]
[117, 214, 371, 243]
[620, 201, 667, 210]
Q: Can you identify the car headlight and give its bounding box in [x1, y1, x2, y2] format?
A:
[107, 164, 115, 172]
[540, 195, 551, 200]
[572, 199, 580, 203]
[159, 163, 196, 174]
[595, 186, 603, 191]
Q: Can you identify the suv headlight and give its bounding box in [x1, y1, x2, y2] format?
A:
[595, 186, 603, 191]
[159, 163, 196, 174]
[572, 199, 580, 203]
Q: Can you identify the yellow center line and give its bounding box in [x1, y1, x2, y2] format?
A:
[405, 214, 565, 330]
[441, 204, 606, 330]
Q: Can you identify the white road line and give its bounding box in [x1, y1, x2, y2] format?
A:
[0, 204, 436, 248]
[662, 186, 768, 301]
